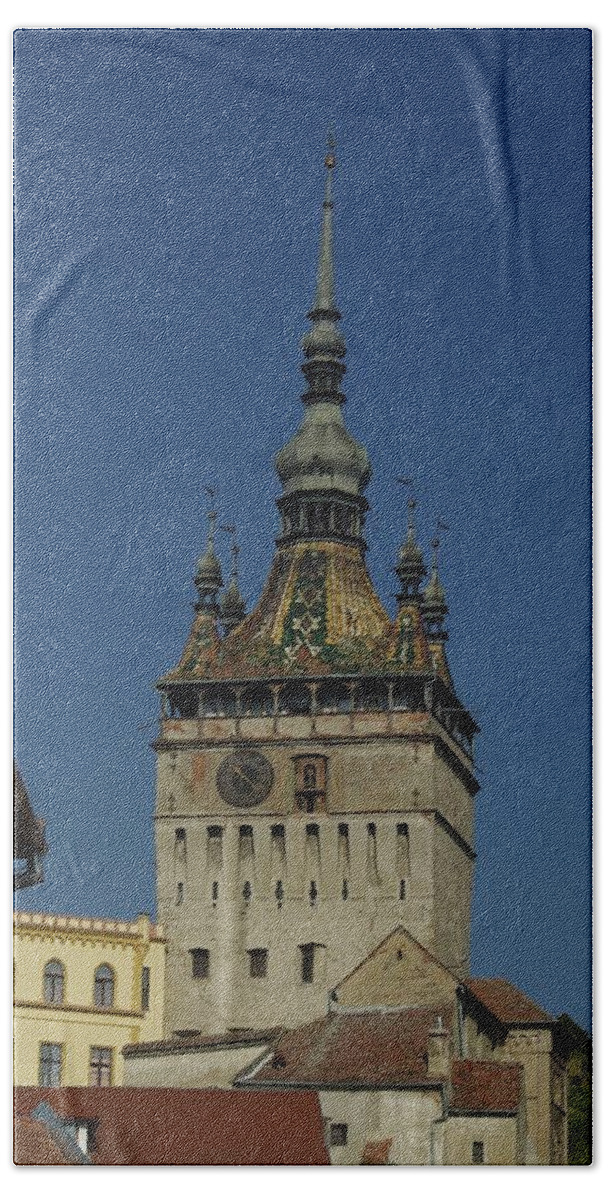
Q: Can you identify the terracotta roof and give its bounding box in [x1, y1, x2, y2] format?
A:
[123, 1028, 280, 1057]
[361, 1137, 393, 1165]
[14, 1114, 76, 1166]
[465, 978, 553, 1026]
[450, 1060, 522, 1114]
[14, 1087, 330, 1166]
[236, 1006, 453, 1089]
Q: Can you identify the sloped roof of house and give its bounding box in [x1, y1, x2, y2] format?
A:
[450, 1060, 523, 1114]
[14, 765, 47, 858]
[235, 1006, 454, 1089]
[464, 978, 553, 1026]
[14, 1087, 330, 1166]
[123, 1028, 280, 1058]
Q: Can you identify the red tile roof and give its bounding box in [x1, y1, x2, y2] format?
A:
[14, 1114, 74, 1166]
[124, 1028, 280, 1057]
[14, 1087, 330, 1166]
[465, 978, 553, 1026]
[450, 1060, 522, 1114]
[237, 1006, 453, 1089]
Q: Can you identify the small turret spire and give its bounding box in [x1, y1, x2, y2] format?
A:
[422, 529, 449, 641]
[395, 483, 427, 602]
[194, 488, 224, 612]
[219, 525, 247, 635]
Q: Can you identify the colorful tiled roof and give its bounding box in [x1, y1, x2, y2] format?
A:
[14, 1087, 330, 1166]
[450, 1060, 523, 1114]
[165, 540, 441, 681]
[464, 978, 553, 1026]
[235, 1006, 454, 1089]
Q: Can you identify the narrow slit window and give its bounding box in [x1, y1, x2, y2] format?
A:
[305, 823, 321, 880]
[207, 825, 223, 871]
[300, 943, 315, 983]
[338, 823, 350, 877]
[141, 966, 150, 1011]
[367, 822, 380, 885]
[174, 827, 187, 863]
[472, 1141, 485, 1165]
[238, 825, 254, 871]
[271, 824, 286, 876]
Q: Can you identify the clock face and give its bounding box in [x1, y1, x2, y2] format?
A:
[216, 750, 274, 808]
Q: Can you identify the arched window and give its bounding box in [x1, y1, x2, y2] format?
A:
[43, 960, 64, 1005]
[94, 964, 115, 1009]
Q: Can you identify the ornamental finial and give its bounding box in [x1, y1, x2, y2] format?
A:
[325, 128, 336, 170]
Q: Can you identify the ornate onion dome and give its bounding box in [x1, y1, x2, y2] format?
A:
[395, 498, 427, 602]
[422, 538, 449, 641]
[194, 505, 224, 612]
[275, 135, 371, 544]
[219, 533, 247, 635]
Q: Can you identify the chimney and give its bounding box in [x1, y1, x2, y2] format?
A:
[427, 1015, 450, 1077]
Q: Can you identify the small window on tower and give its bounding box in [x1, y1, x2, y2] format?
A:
[330, 1123, 348, 1147]
[190, 948, 210, 979]
[175, 827, 186, 864]
[248, 948, 268, 978]
[472, 1141, 485, 1165]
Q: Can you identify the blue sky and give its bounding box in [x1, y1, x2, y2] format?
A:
[14, 28, 591, 1029]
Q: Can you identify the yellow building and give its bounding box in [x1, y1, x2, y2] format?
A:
[14, 911, 166, 1087]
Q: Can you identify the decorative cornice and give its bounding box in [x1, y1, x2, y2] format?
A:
[13, 911, 165, 943]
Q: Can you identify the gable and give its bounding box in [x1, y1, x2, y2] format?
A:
[333, 927, 459, 1010]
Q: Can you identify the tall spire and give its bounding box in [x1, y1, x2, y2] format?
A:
[300, 130, 347, 403]
[275, 135, 371, 545]
[194, 489, 223, 612]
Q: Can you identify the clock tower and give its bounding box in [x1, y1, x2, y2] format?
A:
[154, 142, 479, 1037]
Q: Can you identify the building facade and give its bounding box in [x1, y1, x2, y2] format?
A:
[154, 144, 478, 1037]
[14, 911, 166, 1087]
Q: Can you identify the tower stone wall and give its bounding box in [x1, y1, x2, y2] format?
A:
[154, 141, 478, 1038]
